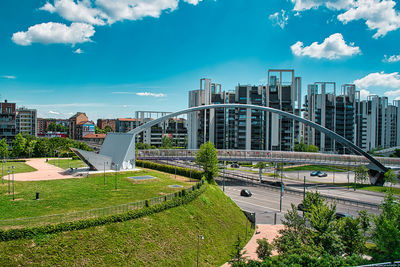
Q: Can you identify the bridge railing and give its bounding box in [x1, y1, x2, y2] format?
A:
[137, 149, 400, 167]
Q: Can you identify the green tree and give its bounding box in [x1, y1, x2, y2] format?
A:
[358, 210, 371, 237]
[104, 125, 113, 132]
[303, 191, 324, 212]
[338, 217, 365, 256]
[256, 238, 272, 260]
[273, 204, 314, 255]
[294, 138, 319, 153]
[354, 165, 369, 185]
[95, 126, 106, 134]
[11, 133, 27, 158]
[371, 191, 400, 263]
[255, 162, 267, 181]
[230, 235, 246, 263]
[306, 200, 343, 256]
[384, 169, 398, 186]
[33, 138, 49, 157]
[46, 122, 57, 132]
[0, 138, 9, 159]
[26, 139, 37, 158]
[195, 141, 219, 183]
[161, 136, 173, 148]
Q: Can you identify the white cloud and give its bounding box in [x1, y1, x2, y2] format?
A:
[291, 33, 361, 59]
[92, 0, 179, 24]
[1, 75, 16, 79]
[383, 54, 400, 63]
[40, 0, 106, 26]
[136, 92, 166, 97]
[353, 72, 400, 97]
[73, 48, 84, 54]
[337, 0, 400, 38]
[269, 10, 289, 29]
[12, 22, 95, 46]
[359, 89, 370, 98]
[183, 0, 203, 5]
[48, 110, 61, 115]
[291, 0, 354, 11]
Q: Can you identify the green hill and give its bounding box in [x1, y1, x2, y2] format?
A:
[0, 184, 253, 266]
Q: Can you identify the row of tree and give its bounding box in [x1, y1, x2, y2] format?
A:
[0, 133, 92, 159]
[232, 191, 400, 266]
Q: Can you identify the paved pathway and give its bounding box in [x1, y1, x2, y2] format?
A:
[12, 158, 76, 181]
[221, 224, 284, 266]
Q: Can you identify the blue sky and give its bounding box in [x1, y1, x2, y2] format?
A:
[1, 0, 400, 120]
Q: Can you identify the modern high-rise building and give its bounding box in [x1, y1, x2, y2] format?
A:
[135, 111, 187, 147]
[303, 83, 356, 153]
[0, 100, 16, 147]
[188, 70, 302, 151]
[356, 96, 400, 151]
[16, 107, 37, 137]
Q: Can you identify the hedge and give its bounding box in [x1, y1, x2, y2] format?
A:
[0, 181, 206, 242]
[136, 160, 203, 180]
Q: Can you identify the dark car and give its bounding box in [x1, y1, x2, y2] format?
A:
[231, 163, 240, 168]
[240, 189, 252, 197]
[318, 172, 328, 177]
[261, 180, 286, 188]
[335, 212, 351, 220]
[310, 171, 322, 176]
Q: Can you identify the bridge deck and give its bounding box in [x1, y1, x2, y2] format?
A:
[137, 149, 400, 168]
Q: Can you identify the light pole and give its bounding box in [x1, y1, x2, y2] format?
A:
[197, 235, 204, 267]
[12, 166, 15, 201]
[115, 164, 118, 190]
[223, 161, 226, 192]
[104, 161, 106, 185]
[280, 183, 284, 212]
[8, 167, 10, 194]
[1, 159, 4, 184]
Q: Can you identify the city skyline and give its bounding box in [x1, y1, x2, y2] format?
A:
[1, 0, 400, 120]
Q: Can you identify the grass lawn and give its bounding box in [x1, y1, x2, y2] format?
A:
[0, 161, 37, 176]
[0, 184, 254, 266]
[283, 165, 348, 172]
[331, 183, 400, 195]
[47, 159, 87, 169]
[0, 169, 195, 223]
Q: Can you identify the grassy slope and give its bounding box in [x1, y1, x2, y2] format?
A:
[0, 161, 37, 175]
[47, 159, 86, 169]
[0, 170, 193, 220]
[0, 185, 253, 266]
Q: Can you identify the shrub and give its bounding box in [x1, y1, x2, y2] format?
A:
[136, 160, 203, 180]
[256, 238, 272, 260]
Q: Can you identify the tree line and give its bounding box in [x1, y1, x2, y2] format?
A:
[231, 190, 400, 266]
[0, 133, 93, 159]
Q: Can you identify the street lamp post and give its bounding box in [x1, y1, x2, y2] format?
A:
[197, 235, 204, 267]
[115, 164, 118, 190]
[8, 167, 10, 194]
[104, 162, 106, 185]
[12, 166, 15, 200]
[223, 161, 226, 192]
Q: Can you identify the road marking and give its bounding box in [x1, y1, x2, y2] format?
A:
[230, 198, 281, 211]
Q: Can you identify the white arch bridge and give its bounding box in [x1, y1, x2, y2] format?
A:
[71, 104, 398, 185]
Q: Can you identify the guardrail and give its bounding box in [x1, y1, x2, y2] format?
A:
[137, 149, 400, 168]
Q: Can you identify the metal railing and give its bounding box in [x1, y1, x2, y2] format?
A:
[137, 149, 400, 168]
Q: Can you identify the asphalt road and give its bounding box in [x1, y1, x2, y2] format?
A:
[216, 177, 381, 224]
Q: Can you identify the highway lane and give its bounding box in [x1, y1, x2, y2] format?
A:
[217, 177, 381, 224]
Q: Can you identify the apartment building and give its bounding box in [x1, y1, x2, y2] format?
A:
[303, 83, 356, 153]
[188, 70, 302, 151]
[97, 119, 116, 132]
[16, 107, 37, 136]
[0, 100, 16, 147]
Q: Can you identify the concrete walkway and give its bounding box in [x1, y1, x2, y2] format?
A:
[221, 224, 284, 266]
[12, 158, 76, 181]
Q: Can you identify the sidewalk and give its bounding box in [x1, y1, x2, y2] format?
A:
[12, 158, 76, 181]
[221, 224, 284, 267]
